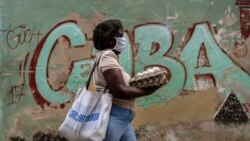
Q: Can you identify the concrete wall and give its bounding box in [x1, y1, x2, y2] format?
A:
[0, 0, 250, 140]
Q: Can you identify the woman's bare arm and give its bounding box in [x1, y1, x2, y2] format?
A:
[103, 68, 157, 99]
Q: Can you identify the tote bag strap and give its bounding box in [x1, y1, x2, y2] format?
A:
[85, 51, 110, 93]
[85, 51, 104, 90]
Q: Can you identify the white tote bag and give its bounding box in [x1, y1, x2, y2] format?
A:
[59, 52, 112, 141]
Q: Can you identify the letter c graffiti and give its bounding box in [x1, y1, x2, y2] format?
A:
[29, 21, 85, 106]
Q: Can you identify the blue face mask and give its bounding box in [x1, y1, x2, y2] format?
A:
[113, 37, 127, 53]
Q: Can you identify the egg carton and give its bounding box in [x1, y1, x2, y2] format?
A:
[129, 67, 168, 88]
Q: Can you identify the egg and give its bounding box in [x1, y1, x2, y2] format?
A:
[152, 67, 160, 72]
[137, 73, 142, 76]
[141, 71, 147, 75]
[146, 69, 154, 73]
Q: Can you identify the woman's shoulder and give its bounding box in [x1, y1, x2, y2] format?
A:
[101, 50, 117, 59]
[103, 49, 116, 56]
[97, 50, 121, 70]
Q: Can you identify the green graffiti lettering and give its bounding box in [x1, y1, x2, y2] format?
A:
[35, 22, 85, 103]
[179, 23, 250, 102]
[134, 24, 185, 108]
[65, 60, 93, 93]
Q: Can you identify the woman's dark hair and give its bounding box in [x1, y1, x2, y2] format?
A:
[93, 19, 123, 50]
